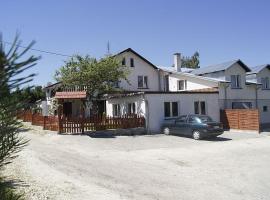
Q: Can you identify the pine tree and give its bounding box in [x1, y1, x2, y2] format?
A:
[0, 34, 39, 169]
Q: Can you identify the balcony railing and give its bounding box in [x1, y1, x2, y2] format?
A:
[60, 85, 88, 92]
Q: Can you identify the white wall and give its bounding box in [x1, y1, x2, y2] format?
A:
[165, 72, 218, 91]
[116, 51, 160, 91]
[106, 93, 219, 133]
[255, 67, 270, 123]
[145, 93, 220, 132]
[218, 63, 256, 101]
[106, 95, 146, 117]
[257, 67, 270, 99]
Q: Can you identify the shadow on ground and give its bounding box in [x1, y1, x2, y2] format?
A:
[204, 136, 232, 142]
[86, 132, 116, 138]
[0, 178, 29, 189]
[18, 128, 31, 133]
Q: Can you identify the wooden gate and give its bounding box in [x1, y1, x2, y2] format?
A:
[220, 109, 260, 131]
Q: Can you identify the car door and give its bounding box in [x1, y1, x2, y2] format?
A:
[173, 115, 189, 135]
[186, 115, 198, 136]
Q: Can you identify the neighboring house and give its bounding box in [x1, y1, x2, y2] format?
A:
[191, 60, 256, 109]
[246, 64, 270, 123]
[44, 48, 270, 132]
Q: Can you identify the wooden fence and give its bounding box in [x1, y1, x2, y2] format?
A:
[17, 111, 145, 134]
[220, 109, 260, 131]
[59, 115, 145, 134]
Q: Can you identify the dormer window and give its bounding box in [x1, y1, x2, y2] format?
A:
[261, 77, 269, 90]
[178, 80, 187, 90]
[122, 58, 126, 66]
[231, 75, 241, 89]
[130, 58, 134, 67]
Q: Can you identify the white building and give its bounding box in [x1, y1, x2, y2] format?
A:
[106, 48, 270, 132]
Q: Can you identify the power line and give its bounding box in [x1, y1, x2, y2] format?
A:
[0, 40, 72, 57]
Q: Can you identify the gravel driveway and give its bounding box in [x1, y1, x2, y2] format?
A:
[2, 123, 270, 200]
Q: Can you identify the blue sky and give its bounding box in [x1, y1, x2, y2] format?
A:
[1, 0, 270, 86]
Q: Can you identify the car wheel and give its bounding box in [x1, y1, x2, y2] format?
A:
[192, 130, 201, 140]
[163, 127, 170, 135]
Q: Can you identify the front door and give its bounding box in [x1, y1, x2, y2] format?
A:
[63, 102, 72, 117]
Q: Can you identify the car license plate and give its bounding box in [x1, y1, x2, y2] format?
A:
[214, 126, 219, 129]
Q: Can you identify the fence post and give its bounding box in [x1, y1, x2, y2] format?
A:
[81, 114, 85, 134]
[43, 116, 46, 130]
[31, 112, 34, 124]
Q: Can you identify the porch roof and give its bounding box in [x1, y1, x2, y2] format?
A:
[55, 91, 87, 99]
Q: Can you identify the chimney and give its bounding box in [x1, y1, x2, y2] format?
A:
[174, 53, 181, 72]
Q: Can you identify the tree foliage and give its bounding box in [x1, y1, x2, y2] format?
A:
[0, 34, 39, 171]
[12, 86, 45, 108]
[54, 55, 129, 99]
[181, 51, 200, 69]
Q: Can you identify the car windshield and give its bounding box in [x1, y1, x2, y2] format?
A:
[196, 116, 213, 123]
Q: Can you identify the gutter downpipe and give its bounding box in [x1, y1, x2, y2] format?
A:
[255, 84, 261, 109]
[142, 93, 150, 134]
[158, 69, 161, 91]
[223, 82, 230, 109]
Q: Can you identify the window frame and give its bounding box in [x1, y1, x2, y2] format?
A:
[178, 80, 187, 91]
[194, 101, 207, 115]
[263, 105, 268, 112]
[130, 58, 134, 67]
[164, 101, 179, 118]
[127, 102, 136, 115]
[231, 75, 241, 89]
[122, 58, 126, 66]
[232, 102, 252, 109]
[112, 104, 121, 117]
[138, 75, 149, 89]
[164, 75, 169, 91]
[261, 77, 270, 90]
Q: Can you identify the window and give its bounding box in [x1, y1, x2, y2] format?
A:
[232, 102, 252, 109]
[261, 77, 269, 90]
[164, 102, 171, 117]
[194, 101, 206, 115]
[263, 106, 268, 112]
[188, 116, 198, 123]
[127, 103, 136, 115]
[122, 58, 126, 66]
[231, 75, 241, 88]
[138, 76, 148, 88]
[172, 102, 178, 117]
[113, 104, 120, 116]
[130, 58, 134, 67]
[175, 115, 187, 123]
[112, 81, 120, 88]
[164, 102, 179, 118]
[178, 80, 187, 90]
[164, 75, 169, 91]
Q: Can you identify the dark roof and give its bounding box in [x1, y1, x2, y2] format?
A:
[248, 64, 270, 74]
[192, 59, 251, 75]
[115, 48, 158, 69]
[43, 82, 62, 89]
[104, 89, 218, 99]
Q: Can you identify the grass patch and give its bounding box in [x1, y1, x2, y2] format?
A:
[0, 177, 25, 200]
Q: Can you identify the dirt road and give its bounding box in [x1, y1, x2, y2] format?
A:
[3, 125, 270, 200]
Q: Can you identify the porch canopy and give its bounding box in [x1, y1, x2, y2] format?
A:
[55, 91, 87, 99]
